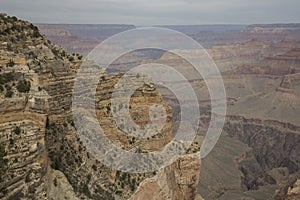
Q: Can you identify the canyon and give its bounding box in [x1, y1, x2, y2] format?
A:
[0, 13, 300, 200]
[0, 14, 201, 200]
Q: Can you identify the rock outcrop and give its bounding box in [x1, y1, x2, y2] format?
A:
[0, 14, 202, 200]
[130, 154, 201, 200]
[287, 179, 300, 199]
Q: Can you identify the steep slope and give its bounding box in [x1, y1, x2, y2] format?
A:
[0, 14, 202, 200]
[0, 14, 58, 199]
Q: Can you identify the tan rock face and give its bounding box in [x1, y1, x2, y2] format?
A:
[33, 19, 300, 199]
[0, 14, 89, 200]
[0, 15, 54, 199]
[131, 154, 201, 200]
[194, 194, 204, 200]
[95, 72, 173, 153]
[286, 179, 300, 200]
[46, 169, 79, 200]
[34, 27, 195, 200]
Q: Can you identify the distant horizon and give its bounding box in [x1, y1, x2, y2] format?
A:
[33, 22, 300, 27]
[1, 0, 299, 26]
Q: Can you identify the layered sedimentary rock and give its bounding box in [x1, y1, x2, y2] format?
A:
[0, 14, 202, 200]
[0, 14, 56, 199]
[131, 153, 201, 200]
[197, 114, 300, 199]
[2, 13, 300, 200]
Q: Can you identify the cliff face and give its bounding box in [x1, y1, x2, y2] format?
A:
[197, 114, 300, 199]
[231, 117, 300, 199]
[131, 153, 201, 200]
[0, 14, 60, 199]
[224, 116, 300, 180]
[2, 14, 299, 200]
[0, 14, 202, 200]
[146, 25, 300, 199]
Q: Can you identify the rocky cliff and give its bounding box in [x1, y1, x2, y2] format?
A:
[0, 14, 201, 200]
[130, 153, 201, 200]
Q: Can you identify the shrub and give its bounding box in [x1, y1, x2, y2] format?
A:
[87, 174, 91, 182]
[13, 126, 21, 135]
[9, 138, 14, 145]
[0, 188, 7, 196]
[32, 30, 41, 38]
[53, 178, 58, 187]
[5, 72, 14, 82]
[68, 56, 74, 62]
[0, 143, 7, 173]
[70, 120, 75, 127]
[63, 122, 68, 127]
[5, 89, 13, 98]
[6, 59, 15, 67]
[0, 72, 14, 84]
[28, 186, 36, 194]
[51, 158, 61, 170]
[25, 173, 31, 183]
[11, 16, 17, 21]
[92, 164, 97, 171]
[16, 80, 30, 93]
[7, 43, 13, 51]
[51, 48, 59, 57]
[80, 183, 91, 198]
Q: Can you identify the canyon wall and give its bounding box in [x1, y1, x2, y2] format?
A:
[0, 14, 201, 200]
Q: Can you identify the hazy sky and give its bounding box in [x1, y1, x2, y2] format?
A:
[1, 0, 299, 25]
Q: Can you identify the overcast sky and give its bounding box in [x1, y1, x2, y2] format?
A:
[1, 0, 299, 25]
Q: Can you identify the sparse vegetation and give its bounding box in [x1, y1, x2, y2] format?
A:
[9, 138, 14, 145]
[5, 88, 13, 98]
[13, 126, 21, 135]
[25, 173, 31, 183]
[6, 59, 15, 67]
[32, 29, 41, 38]
[53, 178, 58, 187]
[80, 182, 91, 198]
[51, 48, 59, 57]
[16, 80, 31, 93]
[68, 56, 74, 62]
[0, 143, 7, 181]
[51, 157, 62, 170]
[63, 122, 68, 127]
[0, 72, 14, 84]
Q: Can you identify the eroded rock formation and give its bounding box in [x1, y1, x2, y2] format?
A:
[0, 14, 202, 200]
